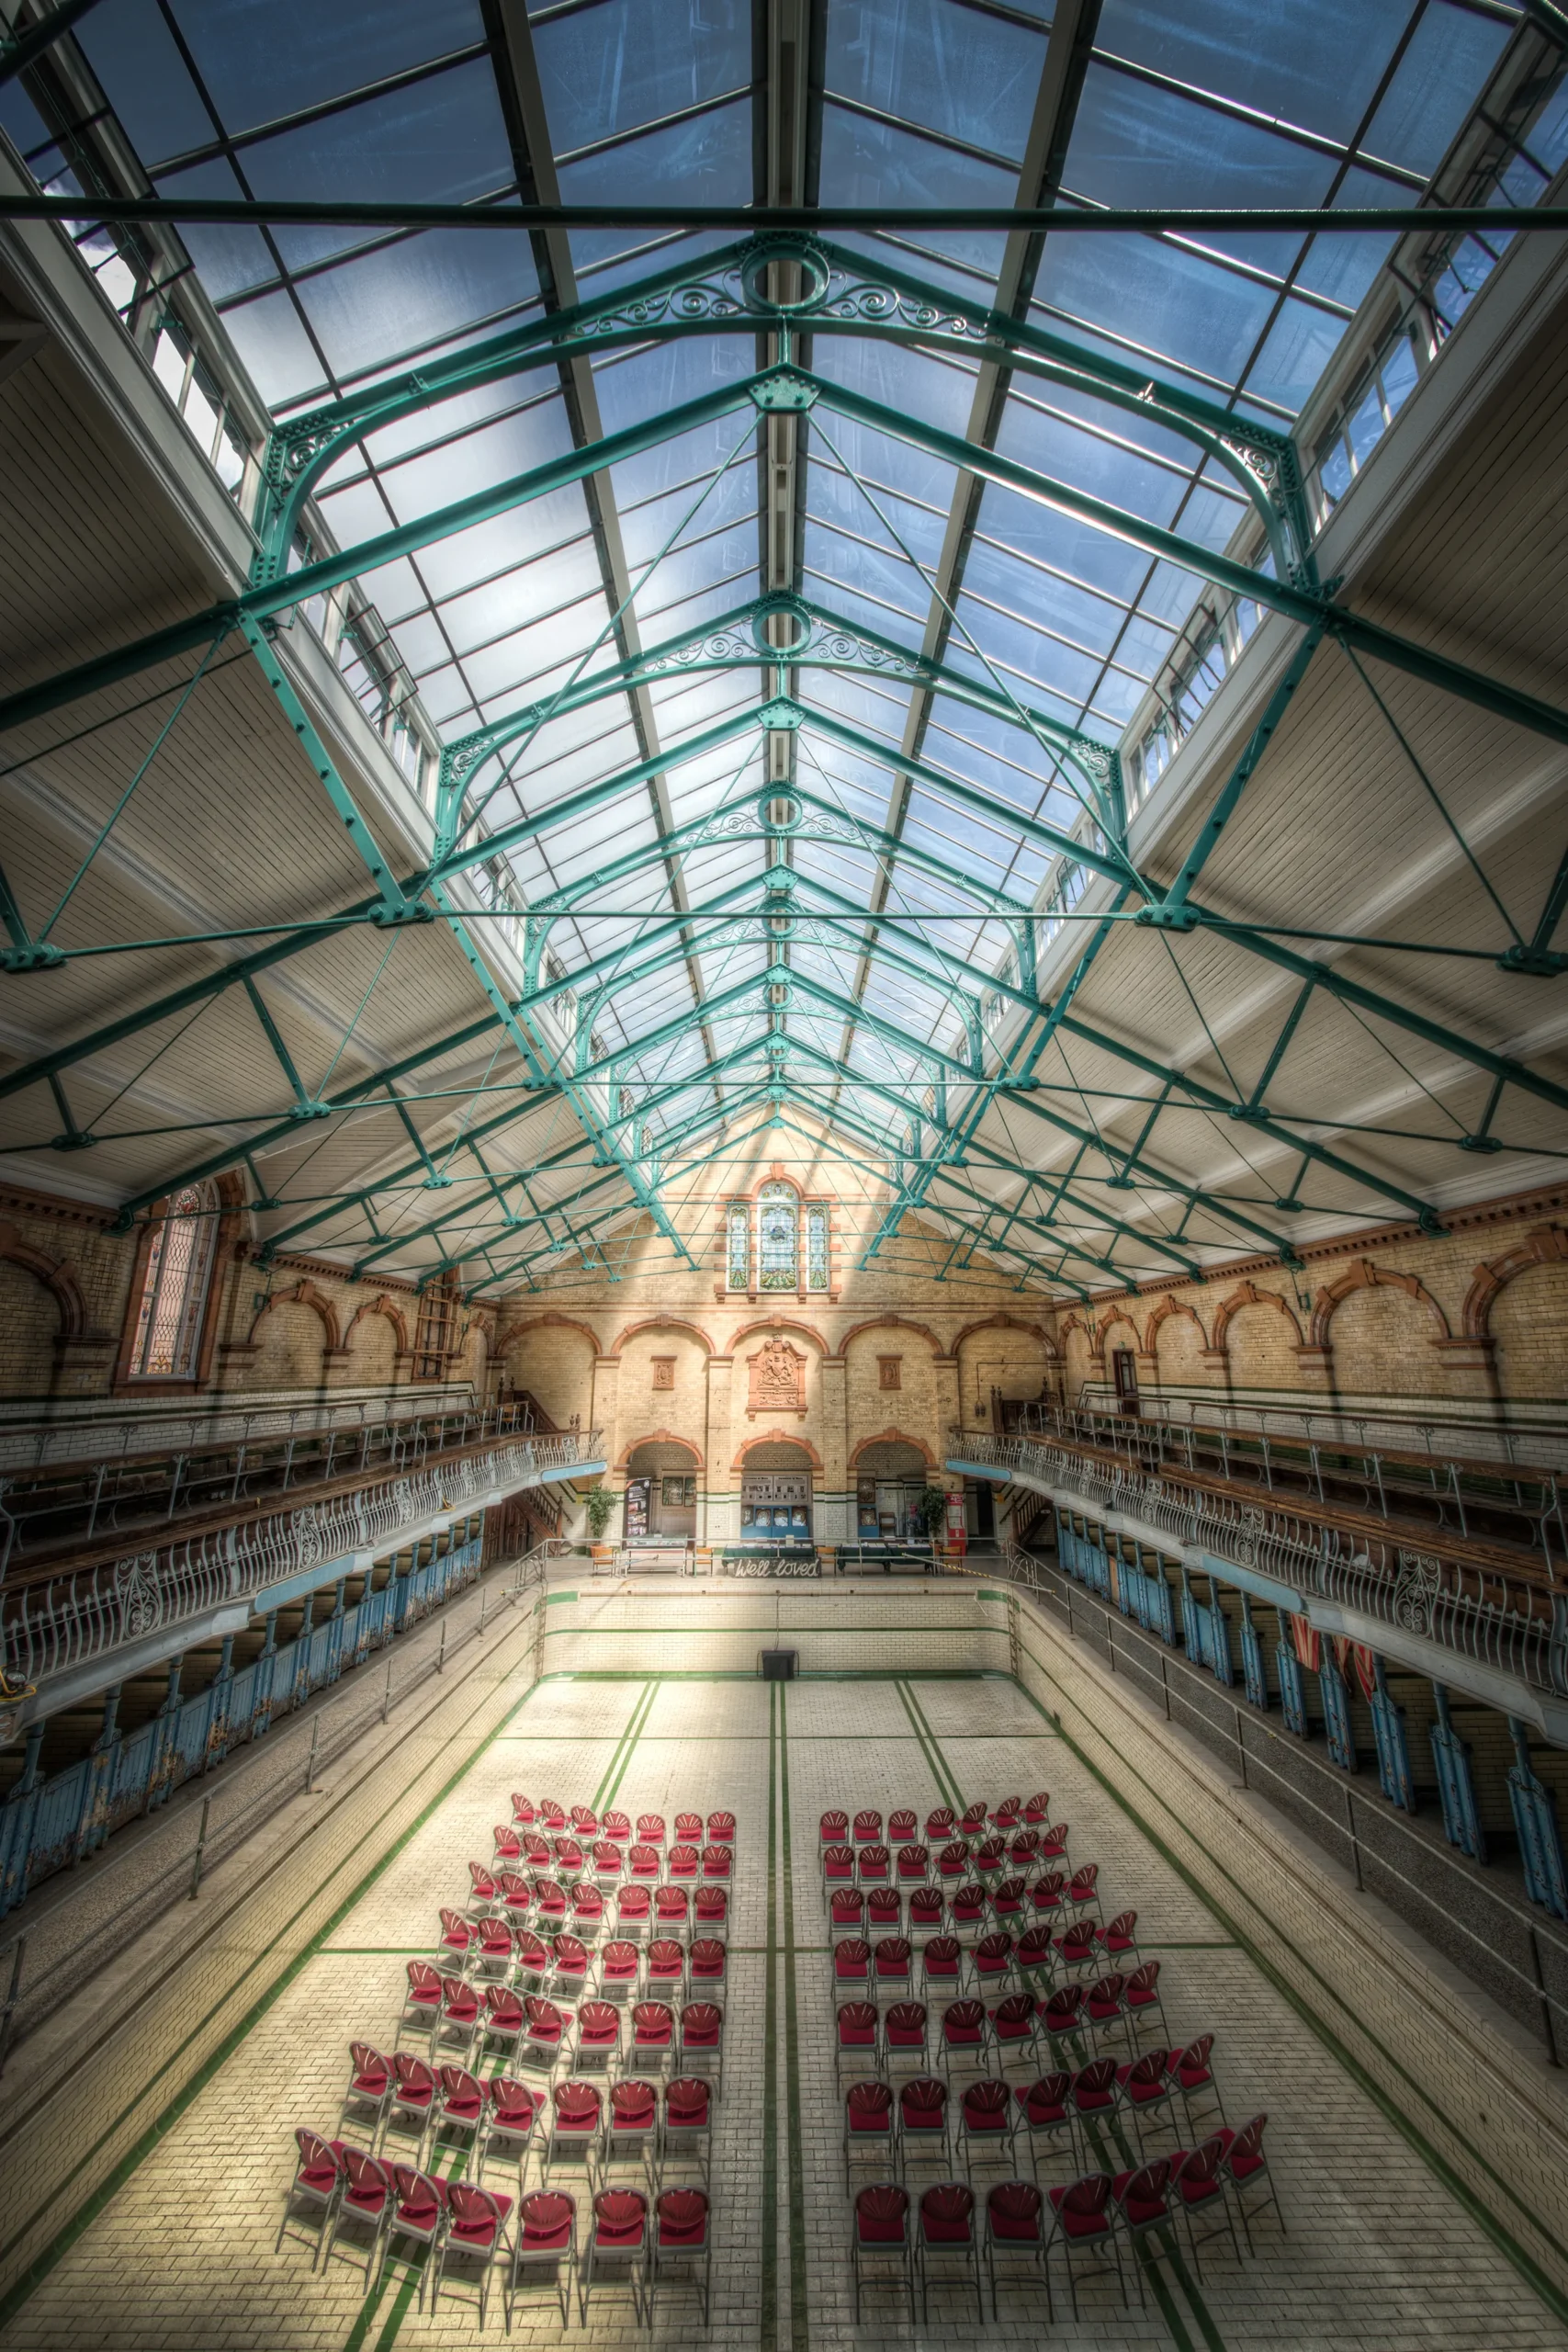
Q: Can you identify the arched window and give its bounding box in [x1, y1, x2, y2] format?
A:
[758, 1181, 797, 1291]
[727, 1203, 750, 1291]
[129, 1181, 219, 1378]
[806, 1202, 829, 1292]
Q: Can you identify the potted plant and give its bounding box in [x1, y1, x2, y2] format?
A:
[583, 1486, 616, 1546]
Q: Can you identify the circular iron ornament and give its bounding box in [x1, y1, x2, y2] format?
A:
[738, 239, 833, 314]
[750, 595, 813, 656]
[759, 787, 805, 834]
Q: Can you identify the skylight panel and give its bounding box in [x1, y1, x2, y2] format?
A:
[533, 0, 750, 156]
[824, 0, 1046, 162]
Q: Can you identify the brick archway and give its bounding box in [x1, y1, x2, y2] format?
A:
[617, 1430, 705, 1472]
[1143, 1295, 1208, 1354]
[849, 1427, 938, 1470]
[731, 1429, 826, 1472]
[1210, 1280, 1302, 1351]
[1461, 1223, 1568, 1344]
[343, 1293, 410, 1356]
[1308, 1257, 1450, 1351]
[249, 1277, 340, 1353]
[0, 1224, 85, 1342]
[606, 1316, 713, 1361]
[493, 1311, 602, 1358]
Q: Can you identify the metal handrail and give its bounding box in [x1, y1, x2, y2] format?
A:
[953, 1427, 1566, 1699]
[3, 1433, 599, 1692]
[1066, 1385, 1568, 1477]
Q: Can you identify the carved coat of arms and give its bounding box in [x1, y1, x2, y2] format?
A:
[748, 1338, 806, 1412]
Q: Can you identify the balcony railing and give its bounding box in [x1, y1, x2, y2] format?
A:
[951, 1426, 1567, 1704]
[3, 1431, 599, 1699]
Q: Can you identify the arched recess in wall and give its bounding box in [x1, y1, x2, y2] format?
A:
[1058, 1314, 1102, 1401]
[495, 1312, 601, 1428]
[952, 1317, 1052, 1423]
[1145, 1296, 1213, 1389]
[850, 1431, 938, 1472]
[732, 1430, 826, 1472]
[241, 1279, 338, 1389]
[621, 1433, 705, 1473]
[341, 1294, 407, 1385]
[1309, 1260, 1450, 1396]
[0, 1224, 85, 1398]
[1212, 1282, 1303, 1391]
[1465, 1226, 1568, 1400]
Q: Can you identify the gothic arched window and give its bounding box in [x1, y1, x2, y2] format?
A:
[806, 1202, 829, 1291]
[129, 1180, 219, 1378]
[758, 1180, 798, 1291]
[727, 1203, 750, 1291]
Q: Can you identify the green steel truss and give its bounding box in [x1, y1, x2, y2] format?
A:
[3, 231, 1564, 1295]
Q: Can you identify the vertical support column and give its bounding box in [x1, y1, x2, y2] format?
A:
[818, 1354, 849, 1547]
[205, 1634, 236, 1768]
[1275, 1610, 1310, 1737]
[704, 1351, 735, 1552]
[1238, 1592, 1269, 1710]
[1508, 1717, 1568, 1920]
[147, 1655, 185, 1812]
[1430, 1683, 1485, 1860]
[254, 1609, 280, 1737]
[1368, 1657, 1415, 1812]
[1318, 1651, 1358, 1773]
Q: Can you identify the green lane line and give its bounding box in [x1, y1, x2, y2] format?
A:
[762, 1684, 781, 2352]
[778, 1687, 809, 2352]
[1077, 2113, 1199, 2352]
[590, 1678, 653, 1811]
[898, 1680, 966, 1813]
[893, 1679, 960, 1813]
[600, 1677, 660, 1812]
[0, 1635, 548, 2334]
[1010, 1639, 1568, 2332]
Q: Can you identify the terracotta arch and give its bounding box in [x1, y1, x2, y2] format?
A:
[616, 1429, 705, 1472]
[849, 1427, 938, 1471]
[1098, 1310, 1142, 1357]
[728, 1315, 831, 1356]
[605, 1316, 713, 1362]
[1211, 1280, 1302, 1352]
[1308, 1257, 1450, 1351]
[1462, 1223, 1568, 1344]
[343, 1294, 410, 1355]
[0, 1223, 85, 1341]
[1144, 1295, 1208, 1354]
[249, 1277, 339, 1353]
[832, 1314, 944, 1361]
[1057, 1312, 1104, 1364]
[493, 1310, 602, 1359]
[731, 1429, 826, 1472]
[950, 1314, 1057, 1362]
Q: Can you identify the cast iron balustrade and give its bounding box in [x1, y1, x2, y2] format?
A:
[951, 1420, 1568, 1704]
[2, 1430, 599, 1697]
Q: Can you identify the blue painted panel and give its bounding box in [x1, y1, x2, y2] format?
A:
[1239, 1607, 1269, 1711]
[1430, 1688, 1484, 1860]
[1508, 1720, 1568, 1920]
[1318, 1659, 1357, 1773]
[1368, 1664, 1415, 1812]
[1277, 1636, 1310, 1738]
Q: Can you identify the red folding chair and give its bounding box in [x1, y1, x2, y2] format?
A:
[433, 2064, 486, 2167]
[661, 2076, 712, 2183]
[616, 1884, 652, 1942]
[602, 1808, 631, 1844]
[1043, 2172, 1126, 2318]
[873, 1935, 913, 1996]
[630, 1999, 675, 2075]
[1123, 1958, 1168, 2041]
[1171, 2034, 1225, 2135]
[575, 1999, 622, 2075]
[519, 1995, 567, 2082]
[339, 2043, 392, 2145]
[651, 2186, 710, 2323]
[544, 2078, 603, 2188]
[688, 1937, 728, 1995]
[822, 1843, 856, 1905]
[549, 1933, 591, 2005]
[937, 1838, 971, 1883]
[493, 1825, 523, 1863]
[667, 1842, 701, 1883]
[627, 1843, 661, 1883]
[396, 1961, 443, 2052]
[637, 1813, 667, 1848]
[599, 1938, 640, 2004]
[986, 2177, 1047, 2315]
[701, 1842, 734, 1881]
[884, 1998, 929, 2080]
[1111, 2157, 1178, 2301]
[570, 1884, 604, 1941]
[694, 1884, 728, 1936]
[920, 1935, 964, 2004]
[1169, 2134, 1244, 2269]
[992, 1875, 1028, 1927]
[604, 2075, 659, 2179]
[513, 1928, 550, 1991]
[1016, 1926, 1055, 1995]
[951, 1881, 989, 1939]
[321, 2145, 389, 2282]
[522, 1836, 551, 1872]
[483, 1984, 525, 2064]
[1030, 1870, 1067, 1923]
[570, 1804, 598, 1835]
[1009, 1829, 1041, 1871]
[644, 1937, 687, 2000]
[888, 1807, 919, 1844]
[918, 2180, 982, 2322]
[706, 1809, 737, 1849]
[537, 1799, 567, 1832]
[956, 2078, 1016, 2181]
[830, 1886, 866, 1934]
[897, 1841, 930, 1884]
[836, 1998, 880, 2082]
[479, 2078, 536, 2187]
[674, 1811, 703, 1843]
[276, 2128, 344, 2267]
[467, 1860, 500, 1918]
[504, 2188, 576, 2327]
[1098, 1908, 1139, 1962]
[820, 1807, 850, 1850]
[852, 2182, 914, 2322]
[1116, 2048, 1175, 2151]
[991, 1795, 1023, 1827]
[1040, 1982, 1087, 2064]
[433, 1973, 480, 2064]
[533, 1878, 568, 1929]
[857, 1841, 891, 1886]
[510, 1793, 536, 1825]
[844, 2079, 897, 2189]
[833, 1936, 872, 1992]
[989, 1991, 1039, 2068]
[973, 1931, 1013, 1991]
[386, 2054, 437, 2159]
[975, 1837, 1009, 1885]
[1066, 1862, 1101, 1924]
[654, 1884, 690, 1939]
[678, 2000, 724, 2096]
[925, 1806, 955, 1840]
[1055, 1921, 1099, 1976]
[382, 2163, 447, 2309]
[897, 2075, 950, 2177]
[867, 1886, 903, 1935]
[435, 1907, 474, 1971]
[853, 1807, 884, 1847]
[581, 2186, 648, 2324]
[1082, 1973, 1128, 2052]
[1215, 2112, 1284, 2247]
[908, 1884, 944, 1937]
[553, 1836, 585, 1877]
[498, 1871, 533, 1929]
[1037, 1822, 1070, 1863]
[1014, 2072, 1077, 2179]
[960, 1803, 988, 1837]
[1023, 1791, 1050, 1824]
[939, 1998, 987, 2080]
[474, 1915, 513, 1979]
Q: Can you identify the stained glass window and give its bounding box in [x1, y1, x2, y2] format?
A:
[758, 1181, 797, 1291]
[806, 1204, 829, 1292]
[727, 1203, 750, 1291]
[129, 1181, 218, 1378]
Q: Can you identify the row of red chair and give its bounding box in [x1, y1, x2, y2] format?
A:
[510, 1798, 736, 1849]
[848, 2120, 1281, 2326]
[397, 1970, 727, 2086]
[467, 1867, 728, 1940]
[822, 1796, 1048, 1850]
[840, 2040, 1224, 2185]
[493, 1830, 734, 1883]
[424, 1929, 728, 2018]
[822, 1829, 1069, 1892]
[831, 1944, 1160, 2034]
[827, 1869, 1104, 1943]
[279, 2134, 713, 2324]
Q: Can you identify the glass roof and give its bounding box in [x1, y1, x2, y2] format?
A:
[2, 0, 1551, 1287]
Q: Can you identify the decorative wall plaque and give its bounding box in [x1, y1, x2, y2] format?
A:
[748, 1337, 806, 1412]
